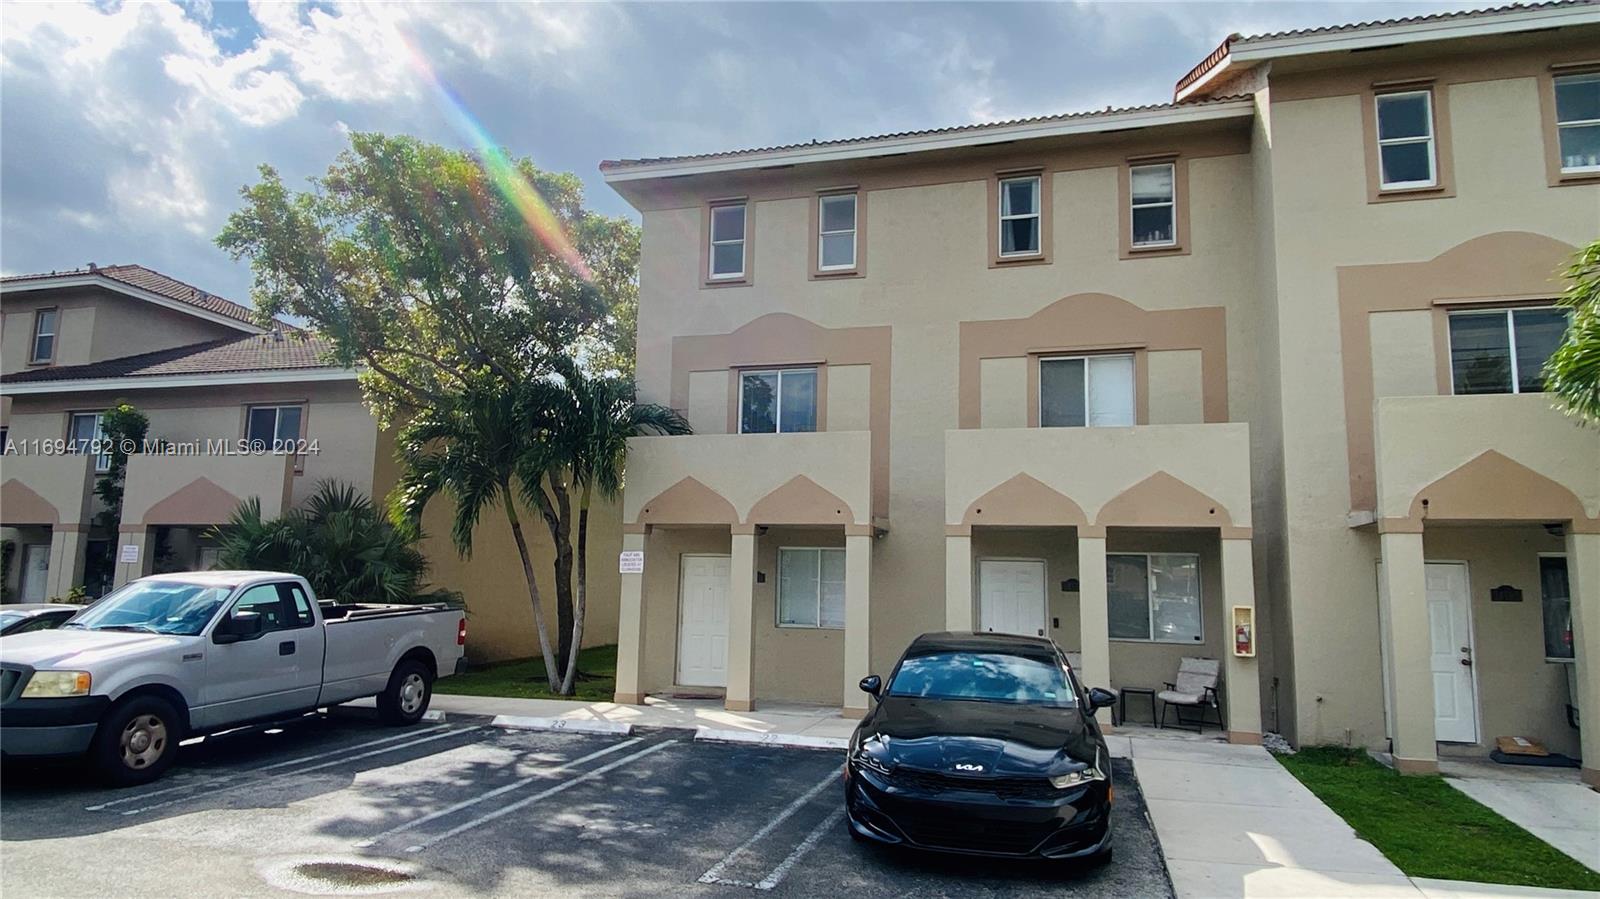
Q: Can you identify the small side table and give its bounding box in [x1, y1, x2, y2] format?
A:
[1118, 687, 1157, 728]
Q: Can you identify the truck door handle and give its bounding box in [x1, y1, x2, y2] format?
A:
[279, 640, 295, 656]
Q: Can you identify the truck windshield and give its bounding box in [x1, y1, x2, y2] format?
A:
[66, 581, 235, 636]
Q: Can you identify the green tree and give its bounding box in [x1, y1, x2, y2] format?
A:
[535, 360, 688, 694]
[93, 402, 149, 533]
[1546, 238, 1600, 423]
[218, 132, 638, 689]
[209, 480, 454, 605]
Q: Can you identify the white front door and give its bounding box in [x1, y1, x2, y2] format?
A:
[978, 559, 1047, 637]
[1426, 562, 1478, 743]
[20, 544, 50, 602]
[677, 555, 731, 687]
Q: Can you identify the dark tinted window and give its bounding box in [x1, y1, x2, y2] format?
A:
[887, 650, 1077, 707]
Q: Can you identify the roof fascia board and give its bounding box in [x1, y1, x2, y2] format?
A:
[1, 368, 357, 396]
[1230, 5, 1600, 62]
[1175, 58, 1238, 103]
[601, 99, 1255, 183]
[0, 274, 265, 334]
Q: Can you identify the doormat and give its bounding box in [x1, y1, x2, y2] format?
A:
[1489, 749, 1580, 768]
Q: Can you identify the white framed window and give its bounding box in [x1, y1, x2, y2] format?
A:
[1375, 90, 1437, 189]
[708, 203, 747, 279]
[1554, 73, 1600, 174]
[1130, 163, 1176, 248]
[30, 308, 57, 363]
[998, 175, 1041, 257]
[739, 368, 817, 434]
[246, 405, 304, 451]
[777, 547, 846, 629]
[1039, 354, 1135, 428]
[817, 193, 857, 271]
[1447, 306, 1569, 395]
[69, 411, 110, 472]
[1540, 554, 1572, 662]
[1107, 552, 1202, 644]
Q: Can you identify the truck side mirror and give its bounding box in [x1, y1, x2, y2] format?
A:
[214, 610, 265, 645]
[858, 674, 882, 699]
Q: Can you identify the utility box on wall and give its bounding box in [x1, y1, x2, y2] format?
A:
[1231, 606, 1256, 658]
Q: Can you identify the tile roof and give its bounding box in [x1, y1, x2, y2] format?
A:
[1, 333, 345, 385]
[598, 94, 1252, 173]
[1, 263, 264, 328]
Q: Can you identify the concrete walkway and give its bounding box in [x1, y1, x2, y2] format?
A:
[1440, 758, 1600, 874]
[425, 692, 861, 744]
[1128, 737, 1597, 899]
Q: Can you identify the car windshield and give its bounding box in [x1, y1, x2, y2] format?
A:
[66, 581, 234, 636]
[0, 612, 25, 630]
[886, 650, 1077, 708]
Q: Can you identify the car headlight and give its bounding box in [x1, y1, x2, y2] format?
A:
[1049, 749, 1106, 789]
[20, 670, 92, 698]
[851, 747, 893, 776]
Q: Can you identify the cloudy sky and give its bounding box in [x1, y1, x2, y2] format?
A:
[2, 0, 1484, 303]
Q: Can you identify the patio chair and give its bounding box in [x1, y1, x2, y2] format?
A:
[1158, 657, 1224, 733]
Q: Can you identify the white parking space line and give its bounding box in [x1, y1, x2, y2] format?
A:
[111, 726, 481, 818]
[404, 739, 678, 853]
[696, 770, 841, 887]
[754, 807, 846, 890]
[355, 738, 643, 848]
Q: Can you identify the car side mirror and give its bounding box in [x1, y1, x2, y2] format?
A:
[859, 674, 882, 699]
[214, 610, 265, 644]
[1087, 687, 1117, 712]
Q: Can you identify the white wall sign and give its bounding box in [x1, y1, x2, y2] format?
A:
[618, 551, 644, 574]
[119, 544, 140, 564]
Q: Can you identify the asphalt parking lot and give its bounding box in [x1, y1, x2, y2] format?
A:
[0, 713, 1174, 898]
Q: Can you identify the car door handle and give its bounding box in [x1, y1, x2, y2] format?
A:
[279, 640, 295, 656]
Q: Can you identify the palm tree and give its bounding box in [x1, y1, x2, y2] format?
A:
[543, 360, 689, 694]
[210, 480, 449, 605]
[390, 380, 564, 689]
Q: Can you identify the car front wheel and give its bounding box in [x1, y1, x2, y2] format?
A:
[90, 695, 181, 787]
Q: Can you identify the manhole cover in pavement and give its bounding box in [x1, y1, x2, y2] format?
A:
[258, 857, 430, 895]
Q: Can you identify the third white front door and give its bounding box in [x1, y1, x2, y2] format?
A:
[1426, 561, 1478, 743]
[678, 554, 731, 687]
[20, 544, 50, 602]
[979, 559, 1047, 638]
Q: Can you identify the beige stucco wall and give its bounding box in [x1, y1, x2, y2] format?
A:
[1369, 311, 1437, 400]
[626, 118, 1269, 704]
[1265, 62, 1600, 747]
[1422, 525, 1578, 758]
[1147, 350, 1205, 425]
[1, 286, 243, 376]
[121, 453, 294, 525]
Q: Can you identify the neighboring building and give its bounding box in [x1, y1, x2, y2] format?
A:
[599, 1, 1600, 787]
[0, 264, 619, 663]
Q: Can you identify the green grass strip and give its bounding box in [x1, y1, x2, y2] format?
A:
[437, 644, 619, 702]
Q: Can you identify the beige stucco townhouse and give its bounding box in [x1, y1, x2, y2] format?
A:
[0, 265, 619, 663]
[601, 2, 1600, 786]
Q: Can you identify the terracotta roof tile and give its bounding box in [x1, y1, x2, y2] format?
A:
[1, 333, 344, 385]
[1, 263, 269, 328]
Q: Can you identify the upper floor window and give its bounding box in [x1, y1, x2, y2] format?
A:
[30, 308, 57, 363]
[998, 175, 1042, 257]
[739, 368, 816, 434]
[1130, 163, 1177, 248]
[69, 411, 110, 472]
[1554, 73, 1600, 174]
[817, 193, 857, 271]
[1375, 90, 1436, 189]
[1039, 354, 1134, 428]
[709, 203, 747, 280]
[246, 404, 304, 452]
[1447, 306, 1568, 395]
[777, 547, 845, 629]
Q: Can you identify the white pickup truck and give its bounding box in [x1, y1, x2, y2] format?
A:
[0, 570, 465, 785]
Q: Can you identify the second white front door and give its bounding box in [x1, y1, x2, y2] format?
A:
[1426, 562, 1478, 743]
[979, 559, 1047, 637]
[678, 555, 731, 687]
[20, 544, 50, 602]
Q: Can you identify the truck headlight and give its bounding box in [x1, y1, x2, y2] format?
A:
[21, 670, 92, 698]
[1049, 750, 1105, 789]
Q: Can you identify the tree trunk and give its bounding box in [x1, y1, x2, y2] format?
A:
[560, 483, 591, 695]
[504, 493, 559, 691]
[528, 479, 575, 683]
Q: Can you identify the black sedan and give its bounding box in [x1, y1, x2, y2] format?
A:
[845, 631, 1117, 861]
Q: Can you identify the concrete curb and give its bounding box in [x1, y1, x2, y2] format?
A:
[693, 726, 848, 751]
[490, 715, 633, 736]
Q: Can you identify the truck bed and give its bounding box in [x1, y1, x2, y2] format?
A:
[319, 601, 458, 622]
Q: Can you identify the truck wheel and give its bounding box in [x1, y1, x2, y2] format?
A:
[377, 659, 433, 726]
[90, 695, 181, 787]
